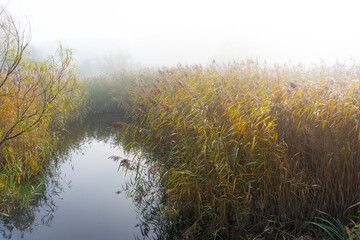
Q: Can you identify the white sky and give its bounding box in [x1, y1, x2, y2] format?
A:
[6, 0, 360, 67]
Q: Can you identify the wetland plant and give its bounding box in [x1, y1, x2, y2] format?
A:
[112, 61, 360, 238]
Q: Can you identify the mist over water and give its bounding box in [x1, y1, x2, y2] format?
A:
[3, 1, 360, 238]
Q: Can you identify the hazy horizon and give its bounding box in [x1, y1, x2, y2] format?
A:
[6, 0, 360, 74]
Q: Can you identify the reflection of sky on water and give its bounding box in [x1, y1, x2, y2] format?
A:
[0, 115, 153, 240]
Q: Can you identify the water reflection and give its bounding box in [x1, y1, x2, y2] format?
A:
[0, 114, 159, 240]
[118, 144, 182, 240]
[0, 143, 65, 239]
[124, 168, 180, 240]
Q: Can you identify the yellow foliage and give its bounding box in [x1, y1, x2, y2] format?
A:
[0, 45, 83, 215]
[120, 61, 360, 237]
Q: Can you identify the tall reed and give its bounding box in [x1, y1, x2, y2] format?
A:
[82, 70, 159, 115]
[116, 61, 360, 238]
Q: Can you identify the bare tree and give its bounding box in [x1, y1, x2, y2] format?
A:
[0, 6, 80, 148]
[0, 5, 29, 90]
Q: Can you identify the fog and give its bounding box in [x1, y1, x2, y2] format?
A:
[7, 0, 360, 74]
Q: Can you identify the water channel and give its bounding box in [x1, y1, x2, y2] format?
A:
[0, 115, 161, 240]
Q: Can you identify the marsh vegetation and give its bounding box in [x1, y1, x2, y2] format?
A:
[105, 61, 360, 239]
[2, 4, 360, 239]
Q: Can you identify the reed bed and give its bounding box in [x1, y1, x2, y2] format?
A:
[82, 70, 159, 115]
[116, 61, 360, 238]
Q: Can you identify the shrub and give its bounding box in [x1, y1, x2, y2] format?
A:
[0, 6, 84, 214]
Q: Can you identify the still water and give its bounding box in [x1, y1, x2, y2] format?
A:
[0, 115, 156, 240]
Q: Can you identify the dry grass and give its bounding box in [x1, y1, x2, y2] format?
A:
[116, 60, 360, 238]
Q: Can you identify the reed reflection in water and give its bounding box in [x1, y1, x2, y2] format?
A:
[0, 114, 155, 240]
